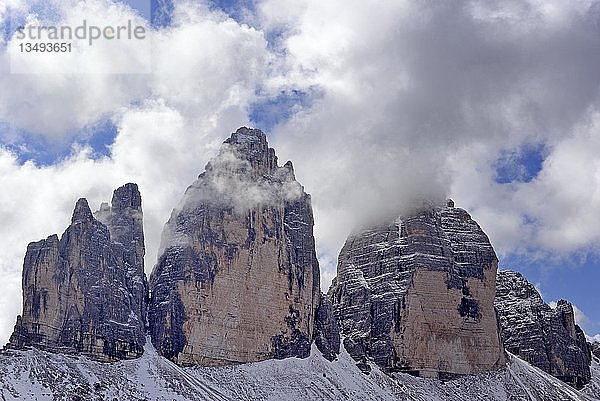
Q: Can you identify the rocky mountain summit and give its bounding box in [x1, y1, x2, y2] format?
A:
[329, 200, 506, 378]
[2, 127, 599, 401]
[7, 183, 148, 361]
[148, 127, 328, 366]
[495, 269, 592, 389]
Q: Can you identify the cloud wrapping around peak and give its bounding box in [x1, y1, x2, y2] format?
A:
[181, 142, 303, 213]
[266, 0, 600, 266]
[0, 1, 271, 344]
[157, 138, 306, 255]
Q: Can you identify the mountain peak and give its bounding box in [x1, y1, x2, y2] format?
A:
[204, 127, 278, 178]
[223, 127, 272, 167]
[149, 127, 320, 366]
[112, 183, 142, 212]
[225, 127, 267, 146]
[495, 269, 592, 388]
[71, 198, 94, 223]
[10, 185, 147, 362]
[330, 203, 505, 377]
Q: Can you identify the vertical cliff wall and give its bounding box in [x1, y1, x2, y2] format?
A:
[329, 201, 506, 378]
[149, 127, 321, 366]
[8, 183, 148, 361]
[495, 270, 591, 388]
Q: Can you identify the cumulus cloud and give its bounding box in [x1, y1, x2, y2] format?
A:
[0, 0, 267, 137]
[261, 0, 600, 284]
[1, 0, 151, 136]
[452, 112, 600, 259]
[0, 0, 269, 344]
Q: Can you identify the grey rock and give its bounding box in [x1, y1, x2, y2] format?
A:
[95, 183, 148, 334]
[495, 270, 591, 389]
[314, 294, 341, 361]
[329, 201, 506, 378]
[592, 342, 600, 360]
[7, 184, 147, 361]
[149, 127, 320, 366]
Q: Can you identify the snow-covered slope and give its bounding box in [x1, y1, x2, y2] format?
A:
[583, 356, 600, 400]
[1, 341, 598, 401]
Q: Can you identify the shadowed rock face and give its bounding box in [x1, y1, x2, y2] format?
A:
[495, 270, 591, 389]
[314, 296, 341, 362]
[329, 201, 506, 378]
[149, 127, 321, 366]
[592, 343, 600, 360]
[8, 183, 148, 361]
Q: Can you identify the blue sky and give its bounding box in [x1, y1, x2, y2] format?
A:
[494, 145, 546, 184]
[504, 254, 600, 336]
[1, 0, 311, 163]
[1, 119, 116, 165]
[1, 0, 599, 342]
[491, 144, 600, 333]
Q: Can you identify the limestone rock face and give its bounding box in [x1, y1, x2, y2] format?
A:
[495, 270, 591, 388]
[329, 201, 506, 378]
[149, 127, 320, 366]
[314, 295, 341, 361]
[8, 184, 148, 361]
[95, 183, 148, 331]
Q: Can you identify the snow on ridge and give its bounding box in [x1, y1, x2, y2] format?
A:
[0, 341, 598, 400]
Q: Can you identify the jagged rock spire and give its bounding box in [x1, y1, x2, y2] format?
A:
[8, 184, 148, 361]
[495, 270, 592, 389]
[149, 127, 321, 366]
[71, 198, 94, 223]
[111, 182, 142, 211]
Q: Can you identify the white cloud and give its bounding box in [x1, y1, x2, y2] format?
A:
[572, 303, 590, 328]
[534, 282, 545, 300]
[1, 0, 152, 135]
[451, 113, 600, 258]
[264, 0, 600, 277]
[0, 0, 267, 136]
[0, 0, 269, 345]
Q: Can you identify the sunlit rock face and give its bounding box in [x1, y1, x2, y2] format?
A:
[495, 270, 592, 389]
[8, 183, 148, 361]
[149, 127, 321, 366]
[330, 200, 506, 378]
